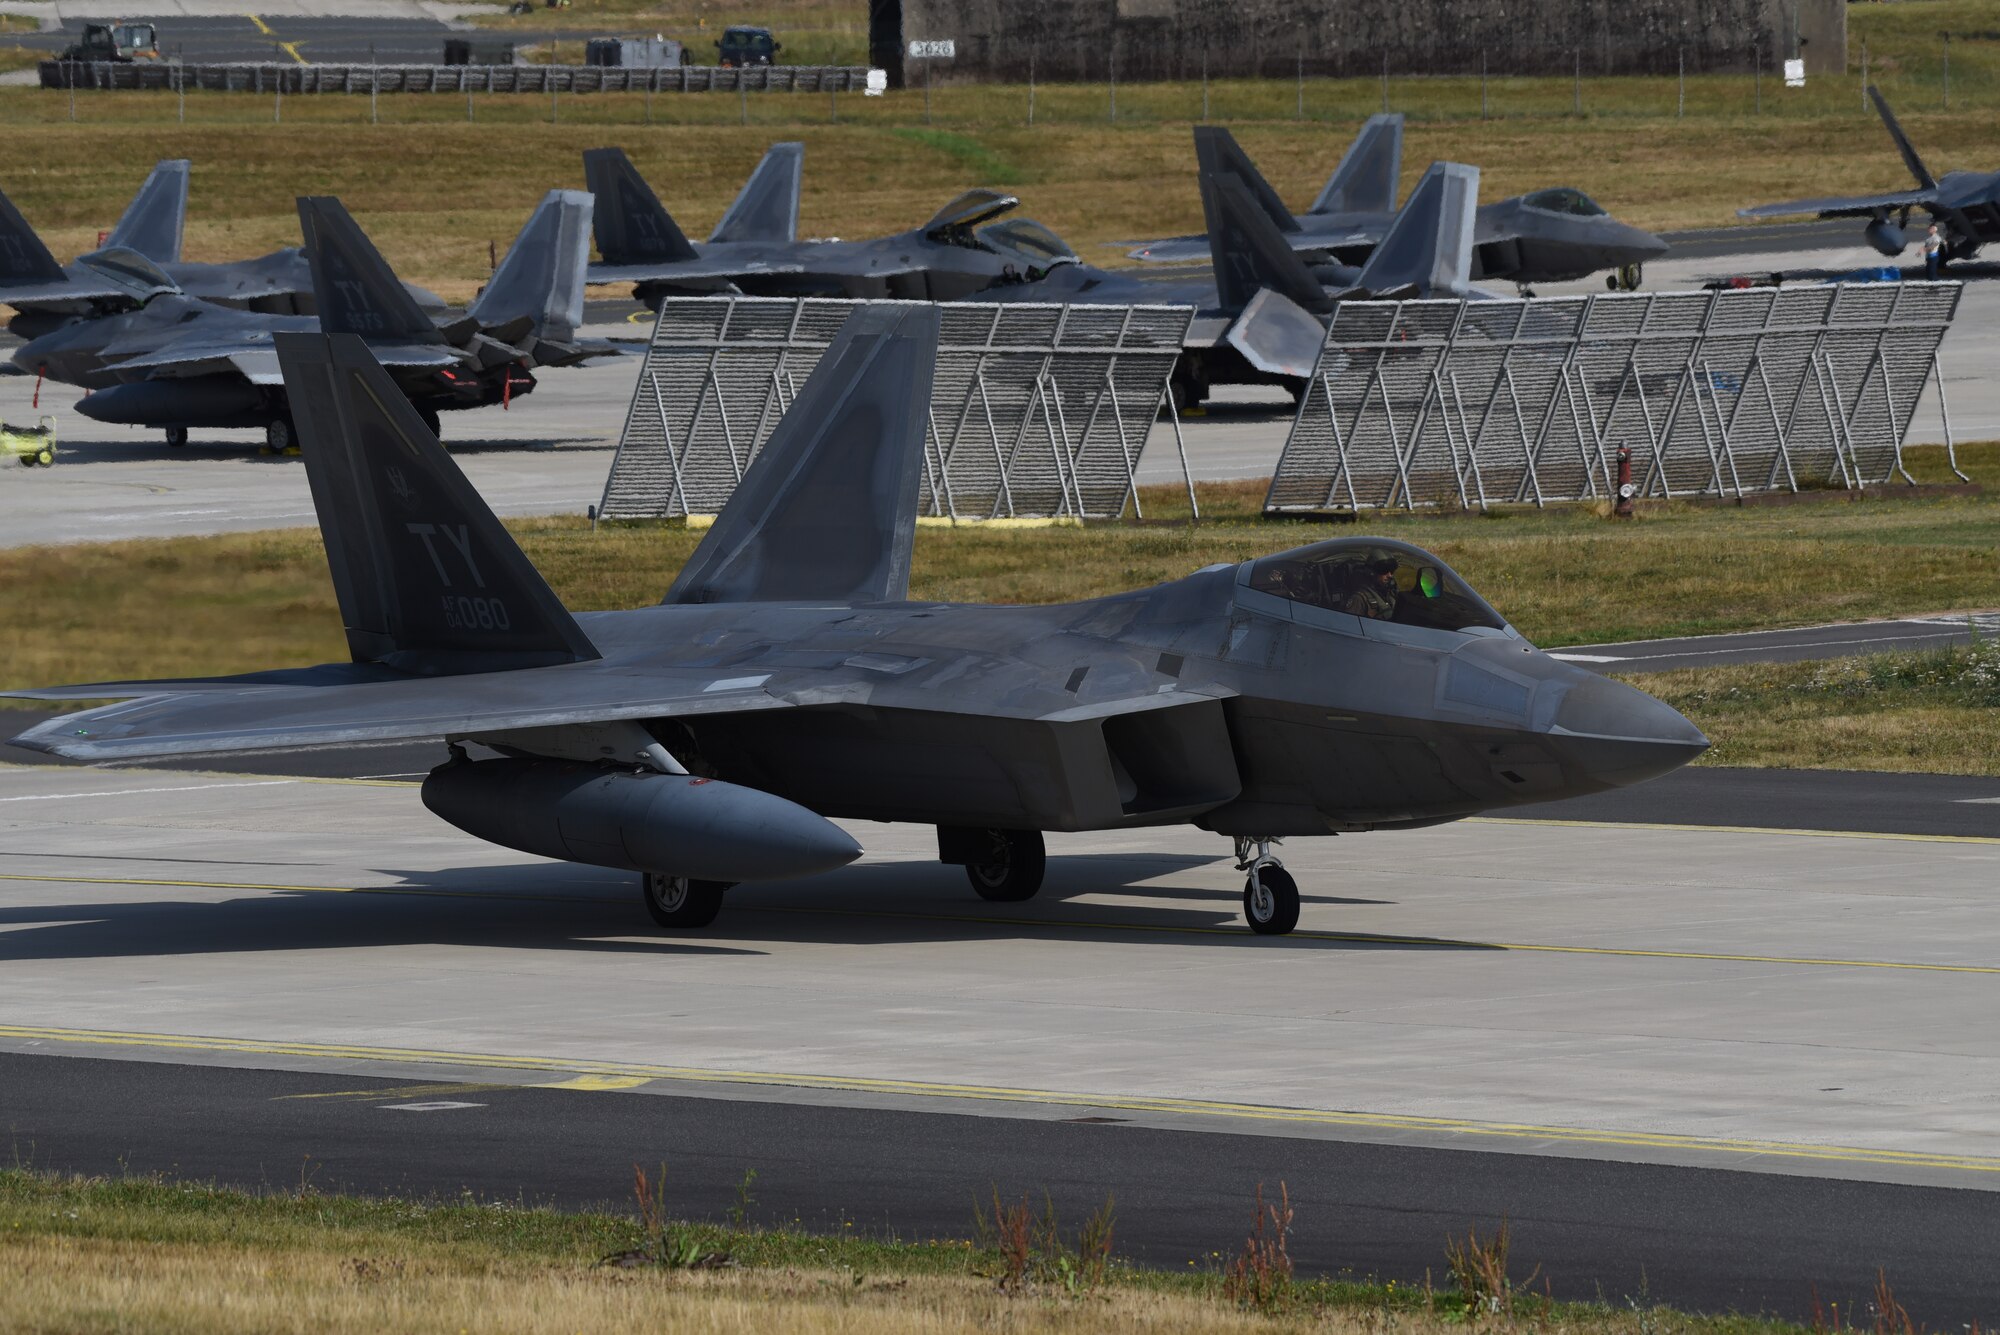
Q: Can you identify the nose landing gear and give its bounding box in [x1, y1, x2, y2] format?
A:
[1234, 836, 1299, 935]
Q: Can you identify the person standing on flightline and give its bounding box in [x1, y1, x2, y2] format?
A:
[1924, 223, 1945, 279]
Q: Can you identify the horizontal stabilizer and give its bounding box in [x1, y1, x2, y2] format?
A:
[274, 332, 600, 673]
[1347, 161, 1478, 299]
[298, 197, 445, 346]
[1309, 114, 1403, 216]
[469, 189, 592, 346]
[710, 141, 803, 244]
[106, 159, 189, 264]
[584, 147, 699, 266]
[1737, 188, 1939, 221]
[1225, 287, 1329, 379]
[666, 303, 938, 606]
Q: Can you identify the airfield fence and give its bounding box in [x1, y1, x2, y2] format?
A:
[37, 61, 873, 94]
[1264, 281, 1964, 515]
[599, 296, 1196, 524]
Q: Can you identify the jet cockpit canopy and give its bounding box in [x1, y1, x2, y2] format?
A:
[1519, 188, 1606, 217]
[1246, 538, 1509, 633]
[73, 246, 180, 303]
[923, 189, 1021, 245]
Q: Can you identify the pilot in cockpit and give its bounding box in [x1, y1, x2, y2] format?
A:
[1342, 557, 1399, 620]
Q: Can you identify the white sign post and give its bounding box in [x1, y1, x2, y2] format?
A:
[908, 37, 954, 123]
[1783, 57, 1805, 87]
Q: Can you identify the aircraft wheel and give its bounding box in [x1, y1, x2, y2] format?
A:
[264, 418, 294, 455]
[965, 828, 1045, 902]
[36, 448, 54, 467]
[642, 871, 728, 929]
[165, 426, 188, 448]
[1242, 865, 1300, 936]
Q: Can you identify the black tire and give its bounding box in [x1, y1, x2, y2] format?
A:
[1242, 865, 1300, 936]
[642, 872, 727, 929]
[165, 426, 188, 448]
[264, 418, 293, 454]
[964, 829, 1046, 903]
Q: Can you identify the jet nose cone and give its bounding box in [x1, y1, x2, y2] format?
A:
[1549, 673, 1709, 789]
[1626, 225, 1672, 259]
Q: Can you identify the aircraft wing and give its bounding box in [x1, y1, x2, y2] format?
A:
[4, 664, 806, 762]
[587, 258, 807, 286]
[103, 336, 461, 382]
[1737, 189, 1939, 220]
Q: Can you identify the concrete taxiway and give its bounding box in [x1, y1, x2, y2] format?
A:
[2, 760, 1999, 1316]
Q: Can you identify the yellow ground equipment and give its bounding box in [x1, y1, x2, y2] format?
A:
[2, 415, 57, 467]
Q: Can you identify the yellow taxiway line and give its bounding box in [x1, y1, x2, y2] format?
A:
[1, 869, 1995, 974]
[1, 1020, 1995, 1175]
[244, 12, 273, 35]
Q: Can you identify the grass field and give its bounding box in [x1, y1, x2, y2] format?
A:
[3, 2, 2000, 298]
[0, 1169, 1883, 1335]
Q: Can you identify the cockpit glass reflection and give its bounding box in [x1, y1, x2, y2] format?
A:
[1521, 188, 1606, 217]
[1247, 541, 1507, 633]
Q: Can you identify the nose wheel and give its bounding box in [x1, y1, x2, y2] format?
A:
[1235, 837, 1299, 935]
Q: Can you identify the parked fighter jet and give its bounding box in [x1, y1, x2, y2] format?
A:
[1741, 86, 2000, 262]
[1125, 120, 1668, 292]
[10, 191, 605, 452]
[0, 161, 441, 337]
[2, 310, 1708, 934]
[585, 143, 1082, 306]
[981, 154, 1484, 410]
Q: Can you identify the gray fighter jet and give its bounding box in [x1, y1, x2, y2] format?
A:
[1125, 120, 1668, 292]
[585, 143, 1082, 306]
[10, 191, 604, 452]
[981, 154, 1485, 410]
[0, 161, 441, 338]
[1741, 86, 2000, 262]
[3, 309, 1707, 935]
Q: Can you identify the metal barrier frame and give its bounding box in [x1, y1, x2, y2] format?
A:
[1266, 282, 1962, 515]
[40, 60, 871, 93]
[598, 297, 1196, 524]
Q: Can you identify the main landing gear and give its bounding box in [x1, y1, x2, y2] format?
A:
[960, 828, 1046, 902]
[1235, 836, 1299, 936]
[641, 871, 730, 928]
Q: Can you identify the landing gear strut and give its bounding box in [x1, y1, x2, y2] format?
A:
[1234, 836, 1299, 935]
[641, 871, 729, 929]
[1606, 263, 1644, 292]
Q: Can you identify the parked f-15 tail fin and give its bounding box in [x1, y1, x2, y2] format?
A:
[584, 146, 699, 266]
[709, 141, 803, 245]
[106, 159, 189, 265]
[298, 197, 446, 346]
[1870, 86, 1938, 192]
[666, 304, 939, 607]
[1346, 161, 1479, 299]
[276, 331, 600, 673]
[469, 189, 593, 345]
[1308, 114, 1404, 216]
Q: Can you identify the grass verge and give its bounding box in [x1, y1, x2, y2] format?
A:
[0, 1167, 1861, 1334]
[1624, 640, 2000, 776]
[0, 444, 1995, 691]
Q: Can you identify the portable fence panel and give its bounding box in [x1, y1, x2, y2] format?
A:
[39, 61, 870, 93]
[600, 297, 1193, 522]
[1266, 282, 1962, 514]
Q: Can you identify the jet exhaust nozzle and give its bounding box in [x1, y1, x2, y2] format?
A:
[1865, 218, 1908, 257]
[420, 757, 861, 883]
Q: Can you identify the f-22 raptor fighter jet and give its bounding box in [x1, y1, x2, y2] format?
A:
[5, 309, 1707, 936]
[10, 191, 605, 452]
[1126, 119, 1668, 292]
[1741, 86, 2000, 263]
[584, 142, 1081, 307]
[0, 160, 441, 339]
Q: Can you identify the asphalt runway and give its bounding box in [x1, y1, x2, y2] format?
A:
[2, 763, 1998, 1321]
[7, 1050, 2000, 1325]
[1550, 613, 2000, 671]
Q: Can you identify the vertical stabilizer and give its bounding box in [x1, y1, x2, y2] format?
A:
[1350, 161, 1479, 298]
[469, 189, 592, 343]
[1308, 114, 1403, 216]
[583, 147, 699, 265]
[1193, 127, 1299, 233]
[1869, 87, 1937, 191]
[274, 331, 599, 672]
[0, 190, 68, 287]
[666, 304, 938, 606]
[106, 159, 189, 264]
[298, 197, 446, 345]
[709, 142, 803, 244]
[1204, 172, 1329, 315]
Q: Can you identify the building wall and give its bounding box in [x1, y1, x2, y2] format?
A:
[877, 0, 1846, 85]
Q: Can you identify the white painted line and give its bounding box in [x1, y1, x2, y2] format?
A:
[1952, 797, 2000, 805]
[1548, 653, 1626, 663]
[0, 780, 296, 804]
[378, 1101, 486, 1112]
